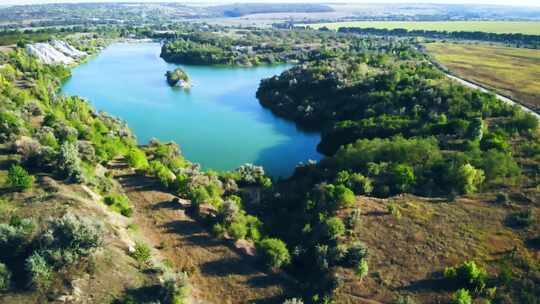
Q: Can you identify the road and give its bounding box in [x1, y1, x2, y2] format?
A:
[445, 73, 540, 120]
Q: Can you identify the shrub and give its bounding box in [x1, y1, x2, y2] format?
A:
[0, 262, 11, 291]
[0, 217, 35, 259]
[126, 148, 148, 170]
[228, 221, 248, 240]
[6, 164, 34, 191]
[323, 217, 345, 240]
[57, 142, 84, 182]
[505, 210, 533, 228]
[130, 242, 152, 268]
[345, 208, 362, 231]
[148, 161, 174, 188]
[390, 164, 415, 193]
[104, 193, 133, 217]
[161, 271, 190, 304]
[257, 238, 291, 270]
[444, 261, 487, 291]
[457, 164, 485, 194]
[348, 173, 373, 195]
[495, 192, 510, 204]
[355, 259, 369, 279]
[387, 202, 402, 219]
[451, 289, 472, 304]
[343, 241, 369, 268]
[39, 213, 103, 266]
[25, 252, 53, 290]
[334, 185, 355, 208]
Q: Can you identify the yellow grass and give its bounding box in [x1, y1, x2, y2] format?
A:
[425, 42, 540, 109]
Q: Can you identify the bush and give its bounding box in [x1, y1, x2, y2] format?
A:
[57, 142, 84, 182]
[457, 164, 485, 194]
[161, 271, 190, 304]
[444, 261, 487, 291]
[334, 185, 355, 208]
[343, 241, 369, 268]
[387, 202, 401, 219]
[355, 259, 369, 279]
[126, 148, 148, 170]
[348, 173, 373, 195]
[257, 238, 291, 269]
[25, 252, 53, 290]
[39, 213, 103, 266]
[495, 192, 510, 204]
[130, 241, 152, 268]
[0, 262, 11, 291]
[228, 221, 248, 240]
[0, 217, 35, 259]
[104, 193, 133, 217]
[451, 289, 472, 304]
[6, 164, 34, 191]
[323, 217, 345, 240]
[345, 208, 362, 230]
[505, 209, 533, 228]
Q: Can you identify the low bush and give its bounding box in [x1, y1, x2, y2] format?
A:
[25, 252, 53, 290]
[257, 238, 291, 270]
[0, 217, 35, 259]
[505, 210, 533, 228]
[323, 217, 345, 240]
[130, 242, 152, 268]
[39, 213, 103, 266]
[104, 193, 133, 217]
[126, 148, 148, 171]
[160, 271, 190, 304]
[444, 261, 487, 292]
[0, 262, 11, 291]
[451, 288, 472, 304]
[387, 202, 402, 219]
[6, 164, 34, 191]
[355, 259, 369, 279]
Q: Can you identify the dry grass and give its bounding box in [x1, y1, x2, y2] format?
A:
[426, 42, 540, 111]
[333, 194, 540, 304]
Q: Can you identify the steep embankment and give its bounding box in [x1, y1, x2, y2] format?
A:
[109, 158, 292, 303]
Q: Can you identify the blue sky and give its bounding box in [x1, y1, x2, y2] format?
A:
[1, 0, 539, 6]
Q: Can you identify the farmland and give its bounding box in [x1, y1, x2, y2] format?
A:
[426, 42, 540, 111]
[307, 21, 540, 35]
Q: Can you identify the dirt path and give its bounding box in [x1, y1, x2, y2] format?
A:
[111, 163, 288, 304]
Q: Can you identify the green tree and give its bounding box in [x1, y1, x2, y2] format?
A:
[323, 217, 345, 240]
[257, 238, 291, 269]
[457, 164, 485, 194]
[7, 164, 34, 191]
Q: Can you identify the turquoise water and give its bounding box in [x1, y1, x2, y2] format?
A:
[61, 42, 321, 177]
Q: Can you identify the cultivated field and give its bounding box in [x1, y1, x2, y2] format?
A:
[307, 21, 540, 35]
[426, 42, 540, 111]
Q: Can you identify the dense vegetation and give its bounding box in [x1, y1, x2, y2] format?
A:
[338, 27, 540, 48]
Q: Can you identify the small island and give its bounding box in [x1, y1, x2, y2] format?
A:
[165, 68, 191, 89]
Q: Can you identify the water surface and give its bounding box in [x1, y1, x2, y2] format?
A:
[62, 42, 322, 177]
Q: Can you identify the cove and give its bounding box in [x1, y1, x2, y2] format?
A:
[61, 42, 322, 177]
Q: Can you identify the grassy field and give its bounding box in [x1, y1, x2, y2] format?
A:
[307, 21, 540, 35]
[425, 42, 540, 110]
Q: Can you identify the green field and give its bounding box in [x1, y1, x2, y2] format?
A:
[307, 21, 540, 35]
[426, 42, 540, 110]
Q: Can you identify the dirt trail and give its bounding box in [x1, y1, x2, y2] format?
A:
[110, 161, 288, 304]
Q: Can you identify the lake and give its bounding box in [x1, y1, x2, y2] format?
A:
[61, 42, 322, 177]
